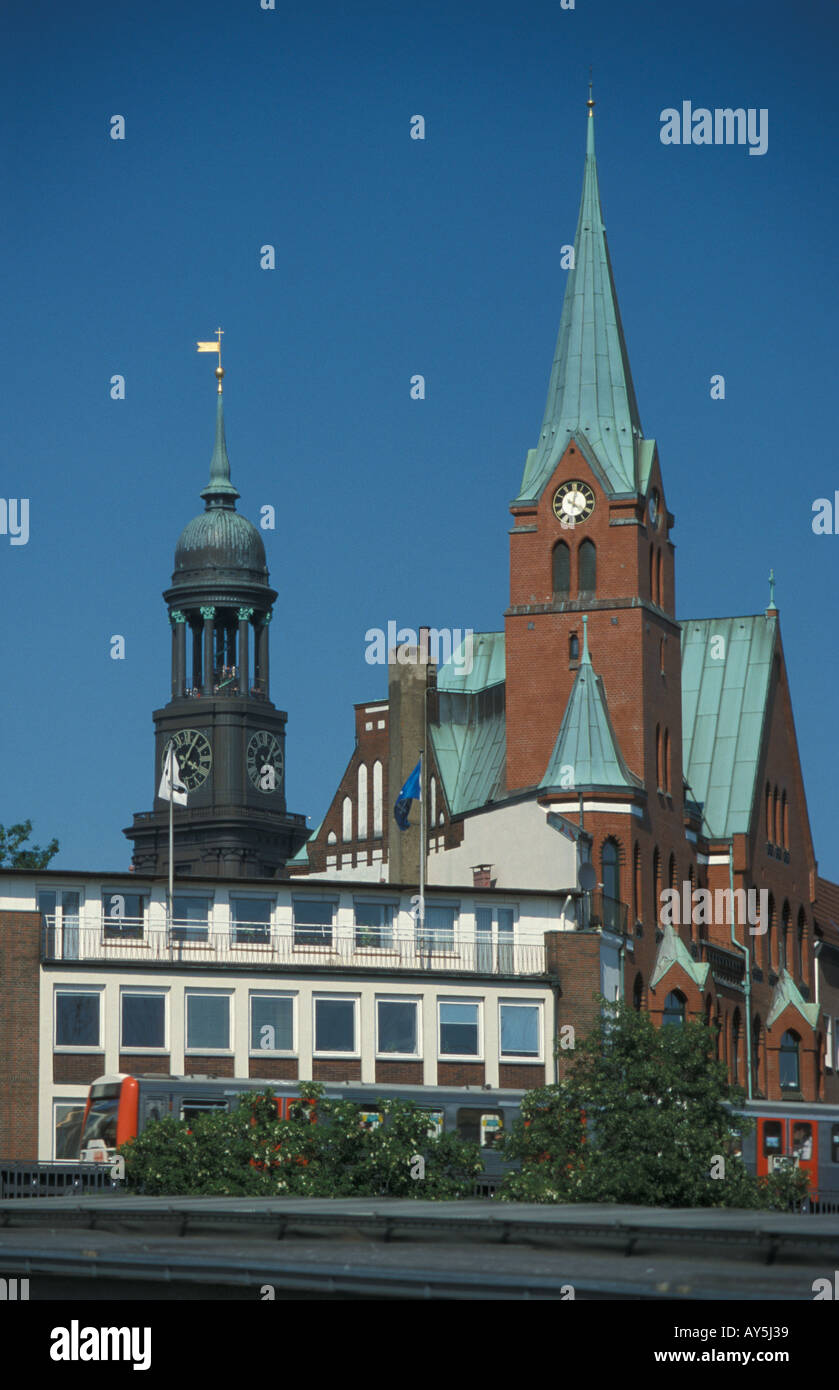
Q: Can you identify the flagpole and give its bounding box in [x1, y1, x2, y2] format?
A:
[168, 744, 174, 931]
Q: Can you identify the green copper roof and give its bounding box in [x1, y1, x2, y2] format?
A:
[430, 632, 506, 815]
[650, 923, 710, 992]
[540, 617, 641, 790]
[681, 616, 777, 838]
[516, 108, 645, 504]
[201, 392, 240, 506]
[766, 969, 820, 1031]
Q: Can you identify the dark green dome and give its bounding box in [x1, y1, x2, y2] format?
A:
[170, 387, 269, 587]
[173, 508, 268, 584]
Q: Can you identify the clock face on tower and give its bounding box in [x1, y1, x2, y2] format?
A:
[553, 480, 595, 524]
[248, 730, 284, 792]
[163, 729, 212, 790]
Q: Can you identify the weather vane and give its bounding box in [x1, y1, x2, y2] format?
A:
[196, 327, 225, 392]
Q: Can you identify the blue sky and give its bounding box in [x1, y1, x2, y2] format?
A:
[3, 0, 839, 876]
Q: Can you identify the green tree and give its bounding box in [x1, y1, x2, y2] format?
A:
[120, 1084, 482, 1199]
[0, 820, 59, 868]
[500, 999, 810, 1210]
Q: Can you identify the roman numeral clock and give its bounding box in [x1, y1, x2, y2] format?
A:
[124, 361, 307, 879]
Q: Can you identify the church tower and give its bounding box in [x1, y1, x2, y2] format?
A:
[505, 92, 683, 815]
[124, 362, 308, 877]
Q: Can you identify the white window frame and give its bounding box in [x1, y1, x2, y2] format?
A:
[437, 997, 483, 1061]
[53, 1097, 88, 1160]
[312, 993, 360, 1057]
[249, 991, 296, 1056]
[375, 995, 421, 1059]
[54, 985, 103, 1051]
[230, 895, 275, 945]
[120, 987, 169, 1053]
[498, 999, 543, 1061]
[292, 896, 338, 948]
[354, 898, 398, 951]
[185, 989, 233, 1054]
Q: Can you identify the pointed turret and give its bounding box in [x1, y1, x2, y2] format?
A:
[200, 384, 240, 508]
[540, 617, 641, 790]
[517, 94, 644, 502]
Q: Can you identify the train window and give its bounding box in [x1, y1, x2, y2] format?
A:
[832, 1124, 839, 1164]
[762, 1120, 783, 1156]
[80, 1096, 120, 1150]
[792, 1122, 813, 1161]
[180, 1098, 230, 1123]
[457, 1108, 504, 1148]
[421, 1110, 444, 1139]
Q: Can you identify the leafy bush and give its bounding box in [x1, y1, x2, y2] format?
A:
[499, 1000, 812, 1211]
[120, 1084, 482, 1198]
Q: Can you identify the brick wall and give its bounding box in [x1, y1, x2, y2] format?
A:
[184, 1056, 235, 1077]
[312, 1058, 362, 1081]
[375, 1060, 423, 1085]
[248, 1058, 299, 1080]
[437, 1061, 484, 1086]
[499, 1063, 545, 1089]
[0, 910, 41, 1157]
[119, 1054, 171, 1075]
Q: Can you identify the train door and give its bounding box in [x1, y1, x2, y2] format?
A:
[139, 1091, 170, 1135]
[756, 1115, 818, 1198]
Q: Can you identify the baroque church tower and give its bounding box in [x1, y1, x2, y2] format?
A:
[124, 364, 308, 878]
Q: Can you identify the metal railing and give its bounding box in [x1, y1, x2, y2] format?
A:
[0, 1162, 123, 1200]
[41, 920, 548, 976]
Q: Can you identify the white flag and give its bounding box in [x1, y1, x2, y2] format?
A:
[158, 746, 188, 805]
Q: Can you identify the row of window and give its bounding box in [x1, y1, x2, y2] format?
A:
[53, 988, 543, 1060]
[40, 891, 515, 950]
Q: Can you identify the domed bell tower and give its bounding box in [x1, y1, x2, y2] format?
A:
[124, 359, 308, 878]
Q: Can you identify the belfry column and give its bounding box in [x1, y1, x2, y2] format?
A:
[238, 607, 253, 694]
[256, 610, 271, 698]
[171, 611, 187, 698]
[200, 606, 215, 694]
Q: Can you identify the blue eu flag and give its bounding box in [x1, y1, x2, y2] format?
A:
[394, 758, 422, 830]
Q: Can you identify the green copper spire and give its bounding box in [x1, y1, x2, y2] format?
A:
[540, 619, 641, 790]
[517, 99, 644, 502]
[200, 386, 240, 509]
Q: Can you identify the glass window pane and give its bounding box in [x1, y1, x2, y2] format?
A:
[377, 1000, 417, 1054]
[172, 897, 210, 941]
[355, 902, 393, 947]
[122, 994, 165, 1048]
[251, 996, 293, 1052]
[294, 900, 334, 945]
[56, 993, 99, 1046]
[440, 1002, 478, 1055]
[315, 998, 355, 1052]
[54, 1102, 85, 1159]
[500, 1004, 539, 1056]
[232, 898, 271, 942]
[186, 995, 229, 1049]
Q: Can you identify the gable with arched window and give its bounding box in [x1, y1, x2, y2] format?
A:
[779, 1030, 801, 1091]
[663, 990, 686, 1027]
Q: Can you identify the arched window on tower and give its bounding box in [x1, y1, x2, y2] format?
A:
[655, 724, 662, 789]
[653, 847, 662, 924]
[664, 728, 671, 794]
[569, 631, 579, 664]
[552, 541, 570, 599]
[357, 764, 368, 840]
[797, 908, 807, 984]
[656, 549, 664, 607]
[766, 782, 772, 843]
[781, 900, 791, 973]
[601, 839, 620, 931]
[341, 795, 352, 843]
[372, 760, 383, 838]
[633, 842, 642, 924]
[773, 786, 780, 847]
[782, 791, 789, 850]
[766, 893, 776, 973]
[659, 637, 666, 675]
[578, 539, 596, 595]
[779, 1030, 801, 1091]
[649, 544, 655, 602]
